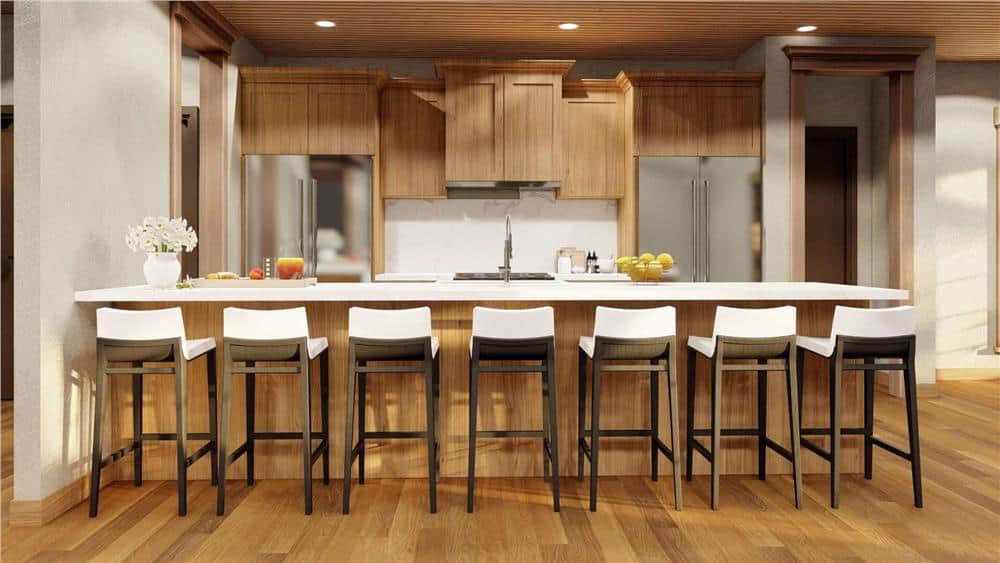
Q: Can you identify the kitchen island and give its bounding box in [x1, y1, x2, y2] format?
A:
[75, 281, 906, 483]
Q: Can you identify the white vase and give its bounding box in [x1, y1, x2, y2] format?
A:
[143, 252, 181, 288]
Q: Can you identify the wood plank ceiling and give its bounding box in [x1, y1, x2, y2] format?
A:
[209, 1, 1000, 61]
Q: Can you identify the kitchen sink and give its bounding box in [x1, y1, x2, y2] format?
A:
[453, 272, 554, 281]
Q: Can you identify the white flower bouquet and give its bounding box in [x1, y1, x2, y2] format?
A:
[126, 216, 198, 253]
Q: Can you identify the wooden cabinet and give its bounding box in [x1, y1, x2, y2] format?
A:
[559, 81, 625, 199]
[438, 60, 572, 182]
[241, 82, 309, 154]
[443, 70, 504, 181]
[308, 83, 377, 155]
[380, 80, 446, 198]
[624, 72, 763, 157]
[240, 68, 385, 156]
[503, 72, 560, 181]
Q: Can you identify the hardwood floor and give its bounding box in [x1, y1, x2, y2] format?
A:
[2, 381, 999, 562]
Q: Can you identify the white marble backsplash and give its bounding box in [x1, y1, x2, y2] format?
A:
[385, 192, 618, 273]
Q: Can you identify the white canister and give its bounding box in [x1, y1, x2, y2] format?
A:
[557, 256, 572, 274]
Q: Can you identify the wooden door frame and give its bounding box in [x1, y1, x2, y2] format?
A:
[1, 105, 12, 400]
[994, 106, 999, 352]
[785, 45, 923, 299]
[805, 126, 858, 285]
[169, 2, 239, 273]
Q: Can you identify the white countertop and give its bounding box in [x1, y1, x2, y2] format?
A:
[74, 281, 908, 303]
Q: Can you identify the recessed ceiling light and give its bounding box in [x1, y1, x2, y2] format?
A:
[796, 24, 817, 32]
[314, 20, 336, 28]
[558, 22, 579, 30]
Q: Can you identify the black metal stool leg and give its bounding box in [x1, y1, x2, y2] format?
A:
[207, 351, 218, 487]
[89, 347, 108, 517]
[863, 357, 875, 480]
[132, 365, 143, 487]
[685, 351, 696, 481]
[546, 342, 560, 513]
[651, 363, 660, 481]
[342, 348, 357, 515]
[903, 354, 923, 508]
[358, 366, 367, 485]
[710, 356, 722, 511]
[829, 354, 842, 509]
[757, 359, 767, 481]
[589, 363, 601, 512]
[175, 358, 189, 516]
[796, 348, 805, 427]
[542, 369, 551, 483]
[301, 354, 313, 515]
[321, 349, 331, 485]
[467, 348, 480, 513]
[577, 349, 587, 481]
[425, 354, 438, 514]
[246, 363, 256, 486]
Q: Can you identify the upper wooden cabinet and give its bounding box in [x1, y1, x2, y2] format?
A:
[240, 68, 386, 155]
[621, 71, 763, 157]
[380, 80, 446, 198]
[437, 60, 572, 182]
[241, 82, 309, 154]
[559, 80, 625, 199]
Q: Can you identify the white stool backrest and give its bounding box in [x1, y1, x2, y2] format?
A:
[713, 306, 797, 338]
[472, 306, 554, 339]
[348, 306, 432, 340]
[97, 307, 186, 341]
[223, 307, 309, 340]
[831, 305, 916, 339]
[593, 305, 676, 339]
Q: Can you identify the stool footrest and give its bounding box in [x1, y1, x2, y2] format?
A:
[357, 365, 426, 374]
[841, 363, 907, 372]
[597, 364, 668, 373]
[762, 437, 794, 462]
[801, 437, 833, 462]
[478, 366, 547, 374]
[100, 443, 140, 468]
[185, 441, 216, 468]
[653, 438, 675, 461]
[583, 428, 654, 437]
[141, 432, 213, 441]
[310, 439, 328, 465]
[801, 427, 866, 436]
[721, 364, 788, 372]
[579, 438, 592, 461]
[227, 443, 248, 465]
[688, 437, 713, 461]
[871, 437, 912, 461]
[690, 428, 761, 437]
[362, 430, 431, 439]
[476, 430, 544, 438]
[251, 431, 327, 440]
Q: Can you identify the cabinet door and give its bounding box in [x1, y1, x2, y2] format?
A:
[444, 72, 503, 180]
[380, 87, 446, 198]
[242, 83, 309, 154]
[634, 86, 703, 156]
[702, 86, 761, 156]
[308, 83, 377, 155]
[560, 90, 624, 198]
[503, 73, 560, 181]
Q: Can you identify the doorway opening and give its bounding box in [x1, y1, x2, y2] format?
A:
[805, 126, 858, 284]
[1, 105, 12, 401]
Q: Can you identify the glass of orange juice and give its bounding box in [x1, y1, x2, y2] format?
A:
[276, 257, 305, 280]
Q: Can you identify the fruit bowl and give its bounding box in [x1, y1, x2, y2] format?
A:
[616, 252, 675, 283]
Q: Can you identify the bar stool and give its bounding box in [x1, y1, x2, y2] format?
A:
[90, 307, 217, 517]
[217, 307, 330, 516]
[797, 305, 922, 508]
[686, 306, 803, 510]
[343, 306, 440, 514]
[578, 306, 682, 512]
[467, 306, 560, 513]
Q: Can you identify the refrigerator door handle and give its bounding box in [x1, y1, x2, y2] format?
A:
[690, 179, 698, 282]
[310, 179, 318, 277]
[704, 179, 711, 282]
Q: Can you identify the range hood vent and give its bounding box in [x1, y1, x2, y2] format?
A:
[445, 180, 561, 199]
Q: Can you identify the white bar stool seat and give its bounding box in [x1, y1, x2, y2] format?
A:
[467, 306, 560, 513]
[577, 306, 682, 512]
[343, 306, 440, 514]
[685, 305, 803, 510]
[796, 305, 921, 509]
[218, 306, 331, 516]
[90, 307, 218, 517]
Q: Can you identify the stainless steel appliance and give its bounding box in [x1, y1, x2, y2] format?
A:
[453, 273, 554, 281]
[638, 157, 761, 282]
[243, 155, 372, 281]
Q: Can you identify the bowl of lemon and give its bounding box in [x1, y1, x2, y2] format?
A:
[616, 252, 675, 283]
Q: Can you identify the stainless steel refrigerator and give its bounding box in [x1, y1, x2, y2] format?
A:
[638, 157, 761, 282]
[243, 155, 372, 282]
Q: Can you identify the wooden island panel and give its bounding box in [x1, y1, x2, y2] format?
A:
[105, 300, 863, 483]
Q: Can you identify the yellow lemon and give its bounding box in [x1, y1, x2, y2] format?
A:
[639, 252, 655, 263]
[629, 263, 647, 282]
[656, 253, 674, 270]
[645, 262, 664, 281]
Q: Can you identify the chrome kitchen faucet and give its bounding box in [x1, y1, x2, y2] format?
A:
[499, 215, 512, 284]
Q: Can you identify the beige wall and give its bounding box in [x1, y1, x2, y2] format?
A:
[935, 62, 1000, 372]
[13, 0, 171, 501]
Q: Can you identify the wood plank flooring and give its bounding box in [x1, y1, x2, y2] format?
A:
[2, 380, 999, 562]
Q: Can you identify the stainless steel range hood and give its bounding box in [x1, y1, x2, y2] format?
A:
[445, 180, 561, 199]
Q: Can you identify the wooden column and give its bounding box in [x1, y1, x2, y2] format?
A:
[889, 72, 915, 302]
[169, 11, 183, 217]
[995, 106, 999, 352]
[198, 52, 229, 274]
[789, 70, 807, 281]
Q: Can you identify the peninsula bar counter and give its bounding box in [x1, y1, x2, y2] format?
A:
[75, 281, 907, 483]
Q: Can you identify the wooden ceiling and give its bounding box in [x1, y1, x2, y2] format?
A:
[208, 1, 1000, 62]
